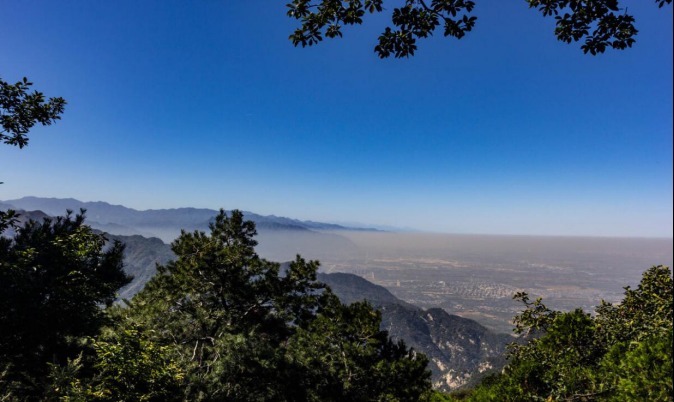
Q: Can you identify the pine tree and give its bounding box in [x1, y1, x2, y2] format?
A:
[0, 211, 130, 399]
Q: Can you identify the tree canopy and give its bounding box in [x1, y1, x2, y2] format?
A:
[123, 210, 431, 401]
[0, 211, 130, 400]
[287, 0, 672, 57]
[457, 265, 673, 401]
[38, 210, 432, 401]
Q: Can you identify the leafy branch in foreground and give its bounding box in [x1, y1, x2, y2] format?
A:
[1, 77, 66, 149]
[287, 0, 672, 57]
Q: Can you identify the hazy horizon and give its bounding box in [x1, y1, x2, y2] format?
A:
[2, 195, 673, 240]
[3, 195, 671, 334]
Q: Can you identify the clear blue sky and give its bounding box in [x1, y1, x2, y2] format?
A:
[1, 1, 672, 237]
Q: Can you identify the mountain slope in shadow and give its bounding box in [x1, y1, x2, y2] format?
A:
[318, 272, 511, 390]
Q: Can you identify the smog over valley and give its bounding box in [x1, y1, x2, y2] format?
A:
[4, 197, 672, 335]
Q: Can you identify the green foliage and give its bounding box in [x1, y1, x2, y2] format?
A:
[1, 209, 430, 400]
[287, 0, 476, 57]
[597, 265, 674, 401]
[286, 0, 671, 57]
[0, 76, 66, 149]
[46, 353, 89, 402]
[70, 322, 184, 402]
[0, 211, 131, 399]
[422, 389, 457, 401]
[512, 291, 561, 336]
[123, 209, 431, 401]
[595, 264, 674, 345]
[42, 313, 184, 402]
[526, 0, 639, 55]
[287, 294, 431, 401]
[605, 330, 673, 401]
[465, 265, 673, 401]
[0, 210, 19, 233]
[1, 361, 22, 401]
[506, 309, 604, 399]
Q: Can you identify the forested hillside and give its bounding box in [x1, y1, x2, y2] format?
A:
[0, 210, 432, 401]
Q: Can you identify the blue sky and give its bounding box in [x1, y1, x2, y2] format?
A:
[1, 1, 672, 237]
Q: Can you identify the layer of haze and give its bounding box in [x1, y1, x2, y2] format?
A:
[313, 231, 674, 332]
[1, 1, 672, 237]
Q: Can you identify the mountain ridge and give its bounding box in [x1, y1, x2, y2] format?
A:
[2, 196, 380, 235]
[2, 198, 374, 258]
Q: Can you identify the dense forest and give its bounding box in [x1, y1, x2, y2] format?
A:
[1, 210, 671, 401]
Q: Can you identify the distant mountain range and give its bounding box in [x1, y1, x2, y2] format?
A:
[2, 196, 378, 236]
[1, 197, 380, 261]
